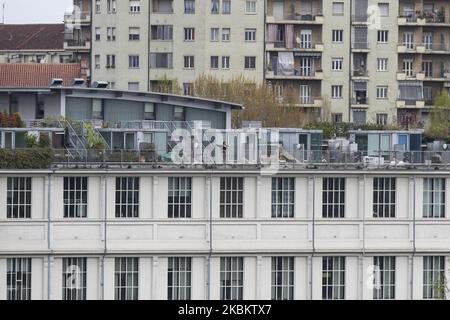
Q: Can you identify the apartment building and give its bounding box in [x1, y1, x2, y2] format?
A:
[89, 0, 265, 93]
[67, 0, 450, 125]
[1, 155, 450, 300]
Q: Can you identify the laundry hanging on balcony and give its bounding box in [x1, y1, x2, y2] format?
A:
[277, 52, 295, 76]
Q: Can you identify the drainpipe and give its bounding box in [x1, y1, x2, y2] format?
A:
[47, 173, 52, 300]
[101, 174, 108, 300]
[411, 176, 416, 300]
[349, 0, 353, 122]
[310, 176, 315, 300]
[207, 170, 213, 300]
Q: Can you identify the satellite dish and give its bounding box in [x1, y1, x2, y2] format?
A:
[296, 37, 301, 44]
[443, 143, 448, 150]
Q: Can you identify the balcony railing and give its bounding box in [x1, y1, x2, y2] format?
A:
[353, 69, 369, 77]
[65, 39, 89, 47]
[351, 97, 369, 105]
[352, 14, 368, 22]
[423, 43, 450, 52]
[284, 12, 322, 21]
[399, 11, 447, 24]
[5, 148, 450, 169]
[64, 11, 90, 21]
[352, 42, 370, 50]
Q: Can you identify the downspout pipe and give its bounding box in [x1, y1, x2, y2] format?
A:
[47, 173, 52, 300]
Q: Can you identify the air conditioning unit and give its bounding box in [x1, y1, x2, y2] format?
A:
[69, 78, 86, 87]
[91, 81, 109, 89]
[49, 78, 64, 87]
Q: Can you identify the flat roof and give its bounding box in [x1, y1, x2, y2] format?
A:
[0, 86, 244, 110]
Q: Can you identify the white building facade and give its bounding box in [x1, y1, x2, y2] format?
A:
[0, 169, 449, 300]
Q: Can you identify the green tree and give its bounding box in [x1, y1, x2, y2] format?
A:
[425, 90, 450, 141]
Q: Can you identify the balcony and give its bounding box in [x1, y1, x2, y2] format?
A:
[397, 43, 426, 53]
[64, 11, 91, 24]
[397, 72, 426, 81]
[352, 69, 369, 78]
[266, 13, 324, 24]
[266, 41, 324, 52]
[351, 42, 370, 52]
[351, 97, 369, 107]
[152, 0, 174, 13]
[266, 69, 323, 80]
[398, 11, 450, 26]
[422, 43, 450, 54]
[396, 100, 426, 109]
[294, 97, 323, 108]
[352, 14, 368, 24]
[64, 39, 90, 50]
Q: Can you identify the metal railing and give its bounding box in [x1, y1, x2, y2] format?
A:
[352, 42, 370, 50]
[422, 43, 450, 52]
[4, 149, 450, 170]
[65, 39, 89, 47]
[351, 97, 369, 105]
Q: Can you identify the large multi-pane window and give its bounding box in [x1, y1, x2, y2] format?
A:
[168, 257, 192, 300]
[220, 257, 243, 300]
[7, 258, 31, 300]
[423, 256, 445, 299]
[7, 177, 31, 219]
[115, 177, 139, 218]
[184, 0, 195, 14]
[220, 177, 244, 218]
[168, 177, 192, 218]
[271, 257, 294, 300]
[271, 178, 295, 218]
[322, 257, 345, 300]
[373, 256, 395, 300]
[114, 257, 139, 300]
[64, 177, 88, 218]
[62, 258, 87, 300]
[373, 178, 396, 218]
[423, 178, 446, 218]
[322, 178, 345, 218]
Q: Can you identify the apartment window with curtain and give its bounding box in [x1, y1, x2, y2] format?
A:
[245, 28, 256, 41]
[95, 27, 101, 40]
[168, 177, 192, 218]
[129, 0, 141, 13]
[128, 55, 140, 68]
[376, 86, 388, 99]
[222, 0, 231, 14]
[211, 0, 219, 14]
[64, 177, 88, 218]
[322, 178, 345, 218]
[183, 55, 195, 69]
[377, 58, 388, 71]
[245, 0, 256, 14]
[377, 30, 388, 43]
[129, 27, 140, 40]
[322, 257, 345, 300]
[332, 58, 343, 71]
[244, 56, 256, 69]
[271, 177, 295, 218]
[115, 177, 139, 218]
[151, 25, 173, 40]
[7, 258, 31, 300]
[95, 55, 100, 69]
[185, 0, 195, 13]
[62, 258, 87, 300]
[168, 257, 192, 300]
[211, 28, 219, 41]
[95, 0, 101, 13]
[128, 82, 139, 91]
[210, 56, 219, 69]
[183, 83, 194, 96]
[150, 53, 173, 68]
[376, 113, 388, 125]
[378, 3, 389, 16]
[114, 258, 139, 300]
[331, 85, 343, 98]
[332, 2, 344, 15]
[107, 27, 116, 41]
[271, 257, 294, 300]
[106, 54, 116, 68]
[220, 177, 244, 218]
[423, 178, 446, 218]
[184, 28, 195, 41]
[423, 256, 445, 299]
[373, 177, 396, 218]
[332, 30, 343, 42]
[222, 28, 230, 41]
[7, 177, 31, 219]
[373, 256, 395, 300]
[220, 257, 243, 300]
[222, 56, 230, 69]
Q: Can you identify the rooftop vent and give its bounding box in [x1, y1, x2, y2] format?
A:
[49, 78, 64, 87]
[69, 78, 86, 87]
[91, 81, 109, 89]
